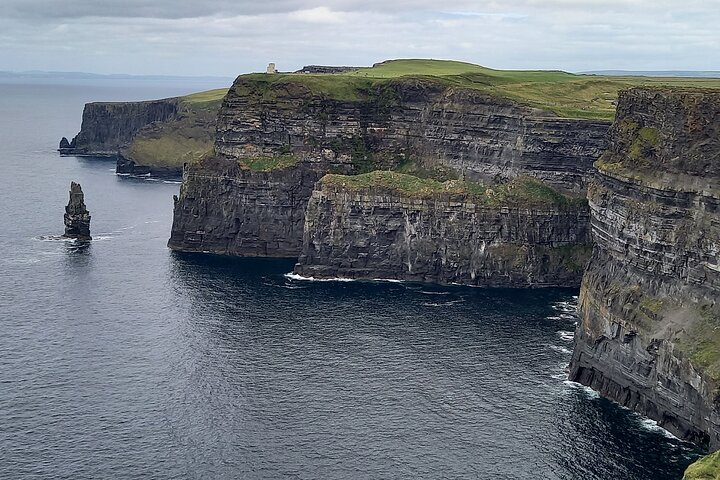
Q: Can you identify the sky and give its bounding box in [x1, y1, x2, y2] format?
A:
[1, 0, 718, 76]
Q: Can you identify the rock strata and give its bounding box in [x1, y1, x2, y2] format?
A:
[569, 87, 720, 448]
[63, 182, 91, 240]
[58, 98, 179, 156]
[294, 175, 591, 286]
[170, 74, 609, 260]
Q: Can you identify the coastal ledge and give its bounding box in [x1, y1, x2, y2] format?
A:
[293, 172, 591, 287]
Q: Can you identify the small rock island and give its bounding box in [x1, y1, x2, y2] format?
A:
[63, 182, 91, 240]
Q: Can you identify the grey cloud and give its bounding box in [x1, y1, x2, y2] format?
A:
[0, 0, 718, 76]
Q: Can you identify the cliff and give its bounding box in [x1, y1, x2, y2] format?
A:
[59, 89, 226, 176]
[169, 67, 609, 260]
[294, 172, 590, 286]
[59, 98, 179, 156]
[569, 87, 720, 447]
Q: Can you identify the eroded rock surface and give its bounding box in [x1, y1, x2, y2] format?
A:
[294, 176, 591, 286]
[569, 87, 720, 448]
[63, 182, 91, 240]
[169, 76, 608, 261]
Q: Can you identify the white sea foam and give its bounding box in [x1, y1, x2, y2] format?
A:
[549, 345, 572, 354]
[420, 290, 451, 296]
[638, 418, 678, 439]
[422, 299, 465, 307]
[563, 380, 601, 399]
[284, 272, 408, 284]
[557, 331, 575, 342]
[284, 272, 355, 282]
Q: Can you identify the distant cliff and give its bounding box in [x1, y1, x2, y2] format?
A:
[294, 172, 590, 286]
[169, 72, 608, 267]
[59, 89, 225, 176]
[569, 87, 720, 447]
[59, 98, 179, 156]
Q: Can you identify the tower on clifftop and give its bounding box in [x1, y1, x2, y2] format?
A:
[266, 63, 277, 74]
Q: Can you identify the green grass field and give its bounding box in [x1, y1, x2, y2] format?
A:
[236, 59, 720, 120]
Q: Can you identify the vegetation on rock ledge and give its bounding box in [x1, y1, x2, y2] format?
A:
[684, 450, 720, 480]
[321, 170, 583, 207]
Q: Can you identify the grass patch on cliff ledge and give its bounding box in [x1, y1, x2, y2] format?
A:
[320, 170, 581, 207]
[126, 88, 227, 168]
[238, 155, 298, 172]
[237, 59, 720, 120]
[684, 450, 720, 480]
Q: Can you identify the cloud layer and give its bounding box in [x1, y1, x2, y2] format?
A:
[1, 0, 717, 76]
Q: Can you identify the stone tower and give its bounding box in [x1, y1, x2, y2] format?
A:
[63, 182, 91, 240]
[266, 62, 277, 74]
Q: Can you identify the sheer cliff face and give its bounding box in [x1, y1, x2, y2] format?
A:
[64, 99, 179, 155]
[169, 76, 608, 259]
[214, 78, 609, 191]
[569, 88, 720, 447]
[294, 180, 590, 286]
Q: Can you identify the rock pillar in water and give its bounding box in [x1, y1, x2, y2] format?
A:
[63, 182, 91, 240]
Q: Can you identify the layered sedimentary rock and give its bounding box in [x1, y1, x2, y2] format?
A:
[59, 94, 222, 176]
[63, 182, 91, 240]
[294, 173, 590, 286]
[170, 75, 608, 259]
[168, 157, 351, 256]
[569, 88, 720, 447]
[216, 77, 609, 191]
[59, 99, 179, 156]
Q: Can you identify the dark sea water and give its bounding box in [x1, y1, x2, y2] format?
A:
[0, 80, 702, 479]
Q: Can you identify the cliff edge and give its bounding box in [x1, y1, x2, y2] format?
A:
[569, 87, 720, 447]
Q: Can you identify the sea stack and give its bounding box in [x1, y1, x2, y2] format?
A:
[63, 182, 91, 240]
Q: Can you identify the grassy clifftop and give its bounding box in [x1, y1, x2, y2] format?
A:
[126, 88, 227, 168]
[231, 59, 720, 120]
[320, 171, 583, 207]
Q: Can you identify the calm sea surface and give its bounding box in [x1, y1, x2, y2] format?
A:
[0, 79, 702, 479]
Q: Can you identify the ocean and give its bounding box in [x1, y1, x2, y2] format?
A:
[0, 78, 701, 479]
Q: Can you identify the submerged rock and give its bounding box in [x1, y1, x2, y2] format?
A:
[63, 182, 91, 240]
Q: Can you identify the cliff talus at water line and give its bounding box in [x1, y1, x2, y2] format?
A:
[569, 87, 720, 447]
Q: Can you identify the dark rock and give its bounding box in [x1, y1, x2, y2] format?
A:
[63, 182, 91, 240]
[169, 75, 609, 260]
[569, 87, 720, 448]
[293, 180, 591, 287]
[58, 98, 180, 158]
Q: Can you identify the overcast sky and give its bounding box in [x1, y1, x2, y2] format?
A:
[1, 0, 718, 76]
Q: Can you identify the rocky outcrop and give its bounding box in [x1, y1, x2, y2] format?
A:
[569, 88, 720, 448]
[63, 182, 91, 240]
[59, 98, 179, 156]
[216, 77, 610, 192]
[169, 75, 608, 258]
[294, 173, 591, 286]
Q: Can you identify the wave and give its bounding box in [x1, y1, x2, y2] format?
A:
[284, 272, 404, 284]
[557, 331, 575, 342]
[422, 299, 465, 307]
[562, 380, 601, 399]
[548, 345, 572, 354]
